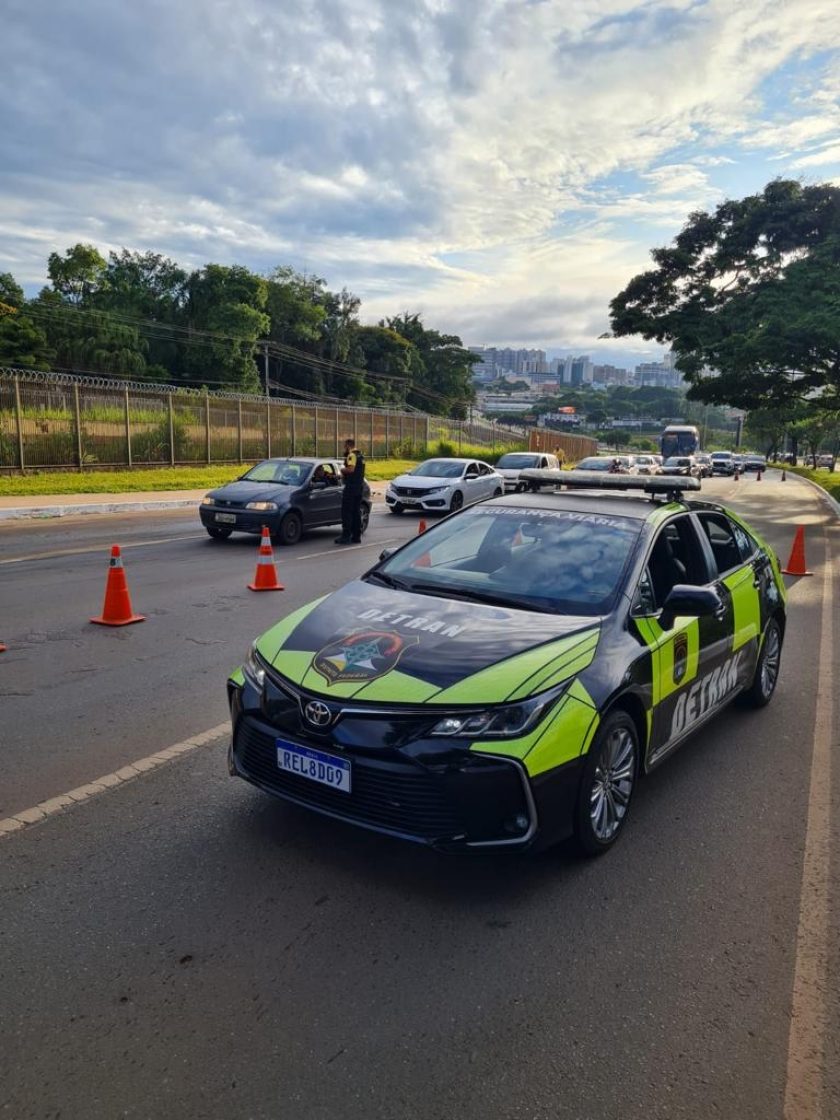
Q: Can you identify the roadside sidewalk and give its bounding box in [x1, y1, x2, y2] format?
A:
[0, 482, 390, 521]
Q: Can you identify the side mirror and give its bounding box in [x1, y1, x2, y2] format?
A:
[379, 548, 395, 563]
[659, 585, 722, 631]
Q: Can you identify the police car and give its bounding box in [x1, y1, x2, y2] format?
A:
[227, 472, 786, 856]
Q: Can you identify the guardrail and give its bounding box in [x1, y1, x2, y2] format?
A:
[0, 368, 526, 472]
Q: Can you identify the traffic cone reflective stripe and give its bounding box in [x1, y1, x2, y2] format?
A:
[91, 545, 145, 626]
[782, 526, 813, 576]
[248, 526, 285, 591]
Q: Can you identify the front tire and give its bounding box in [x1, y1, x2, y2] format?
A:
[449, 490, 464, 513]
[274, 511, 302, 546]
[206, 526, 232, 541]
[574, 710, 638, 857]
[741, 619, 782, 708]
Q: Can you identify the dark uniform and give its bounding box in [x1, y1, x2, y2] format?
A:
[337, 445, 365, 543]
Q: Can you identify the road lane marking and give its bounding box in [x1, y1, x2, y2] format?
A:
[0, 535, 205, 564]
[784, 527, 835, 1120]
[0, 531, 401, 566]
[0, 723, 230, 838]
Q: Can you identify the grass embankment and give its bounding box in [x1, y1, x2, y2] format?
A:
[777, 464, 840, 503]
[0, 460, 423, 497]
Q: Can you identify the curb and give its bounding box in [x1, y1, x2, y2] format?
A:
[781, 471, 840, 521]
[0, 498, 202, 521]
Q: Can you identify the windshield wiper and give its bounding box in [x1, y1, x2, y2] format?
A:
[365, 570, 410, 591]
[406, 581, 548, 611]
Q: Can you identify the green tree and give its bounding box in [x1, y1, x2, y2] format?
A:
[609, 180, 840, 414]
[183, 265, 269, 391]
[0, 289, 53, 369]
[46, 243, 107, 304]
[384, 312, 478, 414]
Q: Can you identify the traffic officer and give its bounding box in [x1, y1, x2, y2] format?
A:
[335, 437, 366, 544]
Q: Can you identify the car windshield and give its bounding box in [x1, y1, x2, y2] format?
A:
[409, 460, 466, 478]
[240, 460, 311, 486]
[711, 453, 731, 459]
[371, 504, 642, 616]
[496, 454, 540, 469]
[664, 457, 689, 467]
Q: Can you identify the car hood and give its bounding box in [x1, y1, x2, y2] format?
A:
[254, 580, 602, 705]
[389, 473, 458, 490]
[208, 480, 294, 503]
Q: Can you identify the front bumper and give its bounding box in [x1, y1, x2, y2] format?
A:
[227, 678, 584, 852]
[385, 489, 450, 512]
[200, 506, 280, 535]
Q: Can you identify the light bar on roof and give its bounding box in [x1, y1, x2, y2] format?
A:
[519, 469, 702, 494]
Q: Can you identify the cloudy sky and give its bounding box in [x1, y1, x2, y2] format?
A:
[3, 0, 840, 367]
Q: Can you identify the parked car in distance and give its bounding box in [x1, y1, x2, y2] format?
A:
[710, 451, 735, 475]
[386, 458, 503, 515]
[816, 454, 835, 470]
[633, 454, 661, 475]
[662, 455, 702, 478]
[495, 451, 560, 492]
[199, 457, 371, 545]
[695, 453, 714, 478]
[743, 454, 767, 472]
[575, 456, 633, 473]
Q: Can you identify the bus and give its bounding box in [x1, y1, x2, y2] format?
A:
[660, 424, 700, 458]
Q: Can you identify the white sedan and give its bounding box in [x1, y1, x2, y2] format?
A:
[385, 458, 504, 515]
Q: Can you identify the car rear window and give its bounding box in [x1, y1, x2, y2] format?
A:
[376, 504, 643, 615]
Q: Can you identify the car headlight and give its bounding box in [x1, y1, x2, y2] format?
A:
[201, 496, 215, 506]
[245, 501, 278, 511]
[422, 486, 446, 495]
[430, 681, 570, 739]
[243, 643, 266, 689]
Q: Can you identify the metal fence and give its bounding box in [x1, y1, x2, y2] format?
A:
[0, 368, 527, 472]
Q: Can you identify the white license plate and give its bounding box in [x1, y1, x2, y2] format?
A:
[401, 497, 418, 505]
[215, 512, 236, 524]
[276, 739, 351, 793]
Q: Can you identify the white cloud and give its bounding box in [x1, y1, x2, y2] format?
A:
[2, 0, 840, 352]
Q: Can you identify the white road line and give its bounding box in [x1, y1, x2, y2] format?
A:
[0, 723, 230, 839]
[0, 532, 401, 566]
[784, 527, 835, 1120]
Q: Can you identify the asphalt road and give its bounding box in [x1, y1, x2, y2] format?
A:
[1, 475, 838, 1120]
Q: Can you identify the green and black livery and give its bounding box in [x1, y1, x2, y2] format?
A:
[228, 485, 786, 853]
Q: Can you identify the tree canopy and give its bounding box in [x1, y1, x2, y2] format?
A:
[1, 246, 476, 412]
[608, 179, 840, 414]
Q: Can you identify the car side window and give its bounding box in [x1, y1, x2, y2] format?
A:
[478, 463, 492, 476]
[696, 513, 743, 576]
[730, 519, 757, 562]
[634, 567, 657, 614]
[465, 462, 479, 478]
[645, 516, 709, 608]
[320, 463, 339, 486]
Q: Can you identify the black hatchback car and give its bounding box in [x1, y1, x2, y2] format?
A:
[200, 457, 372, 546]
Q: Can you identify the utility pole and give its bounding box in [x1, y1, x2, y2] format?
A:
[263, 341, 270, 400]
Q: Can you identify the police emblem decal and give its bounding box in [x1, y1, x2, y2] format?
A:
[672, 631, 689, 685]
[312, 630, 420, 686]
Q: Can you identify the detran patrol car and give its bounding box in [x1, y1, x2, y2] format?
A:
[227, 472, 786, 856]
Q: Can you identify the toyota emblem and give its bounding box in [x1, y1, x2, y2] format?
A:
[304, 700, 333, 728]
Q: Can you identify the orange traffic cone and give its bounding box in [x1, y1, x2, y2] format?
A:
[0, 642, 6, 653]
[756, 468, 762, 481]
[734, 467, 740, 481]
[248, 526, 285, 591]
[782, 526, 813, 576]
[781, 469, 787, 481]
[91, 545, 145, 626]
[418, 519, 427, 534]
